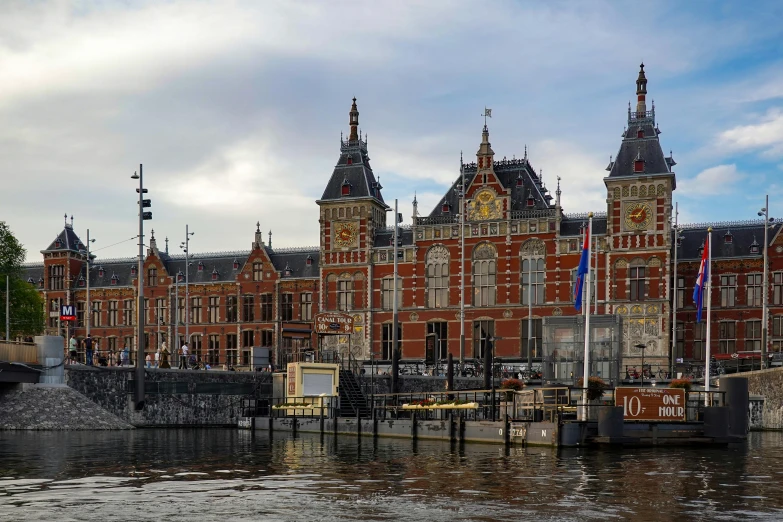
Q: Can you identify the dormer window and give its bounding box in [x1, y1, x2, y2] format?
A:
[637, 129, 644, 139]
[346, 155, 353, 165]
[750, 241, 760, 254]
[284, 263, 292, 277]
[111, 274, 119, 286]
[724, 231, 733, 244]
[527, 196, 535, 207]
[517, 174, 523, 187]
[676, 236, 683, 246]
[306, 255, 313, 266]
[177, 271, 184, 283]
[78, 276, 85, 287]
[211, 268, 219, 281]
[442, 202, 451, 213]
[130, 265, 137, 277]
[233, 259, 239, 270]
[55, 239, 61, 248]
[341, 178, 351, 196]
[198, 261, 204, 272]
[634, 159, 644, 173]
[27, 277, 34, 284]
[38, 277, 44, 288]
[98, 266, 104, 277]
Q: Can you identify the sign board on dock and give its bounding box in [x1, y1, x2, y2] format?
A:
[314, 313, 354, 335]
[615, 387, 686, 422]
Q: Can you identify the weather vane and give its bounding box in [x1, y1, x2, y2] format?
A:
[483, 107, 492, 126]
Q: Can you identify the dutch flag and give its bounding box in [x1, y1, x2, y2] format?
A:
[693, 235, 710, 323]
[574, 226, 590, 311]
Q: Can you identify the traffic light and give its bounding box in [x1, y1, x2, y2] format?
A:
[139, 191, 152, 220]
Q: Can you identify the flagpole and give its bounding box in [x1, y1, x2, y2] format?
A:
[581, 212, 594, 421]
[704, 227, 713, 406]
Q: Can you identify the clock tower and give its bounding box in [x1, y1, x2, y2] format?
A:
[316, 98, 389, 358]
[604, 64, 677, 367]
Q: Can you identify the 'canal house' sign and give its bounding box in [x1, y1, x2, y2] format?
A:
[615, 387, 686, 422]
[314, 313, 354, 335]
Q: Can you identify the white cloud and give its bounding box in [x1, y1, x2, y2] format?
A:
[717, 109, 783, 157]
[532, 140, 608, 214]
[677, 164, 744, 197]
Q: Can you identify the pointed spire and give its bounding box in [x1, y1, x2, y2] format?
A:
[349, 97, 359, 142]
[64, 213, 68, 227]
[268, 229, 273, 249]
[70, 215, 74, 228]
[524, 144, 528, 160]
[636, 62, 648, 115]
[165, 236, 169, 254]
[254, 222, 264, 249]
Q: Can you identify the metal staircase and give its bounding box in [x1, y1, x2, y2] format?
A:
[338, 355, 371, 418]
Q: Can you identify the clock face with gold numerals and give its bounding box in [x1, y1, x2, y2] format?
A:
[333, 222, 358, 247]
[624, 202, 652, 230]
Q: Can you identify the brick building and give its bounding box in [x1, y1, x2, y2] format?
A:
[23, 66, 782, 370]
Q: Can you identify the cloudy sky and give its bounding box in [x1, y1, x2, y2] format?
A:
[2, 0, 783, 262]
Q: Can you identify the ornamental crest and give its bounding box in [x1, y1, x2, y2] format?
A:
[468, 189, 503, 221]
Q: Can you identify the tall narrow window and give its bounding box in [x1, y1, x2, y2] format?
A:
[190, 297, 202, 324]
[382, 323, 401, 361]
[300, 293, 313, 321]
[261, 330, 273, 347]
[226, 334, 238, 366]
[521, 258, 545, 305]
[720, 275, 736, 307]
[155, 298, 165, 326]
[281, 293, 293, 321]
[629, 262, 645, 301]
[747, 273, 762, 307]
[472, 243, 497, 307]
[382, 278, 402, 310]
[521, 318, 542, 359]
[241, 330, 254, 349]
[243, 295, 255, 322]
[427, 322, 448, 359]
[693, 323, 705, 361]
[338, 280, 353, 311]
[772, 316, 783, 353]
[774, 272, 783, 305]
[719, 321, 736, 354]
[123, 299, 135, 326]
[260, 293, 273, 321]
[108, 300, 118, 327]
[147, 266, 157, 286]
[675, 322, 685, 361]
[225, 295, 238, 323]
[92, 301, 102, 327]
[76, 301, 86, 328]
[190, 335, 202, 361]
[676, 276, 685, 309]
[48, 264, 64, 290]
[253, 262, 263, 281]
[472, 320, 495, 359]
[426, 246, 449, 308]
[208, 296, 219, 323]
[208, 334, 220, 365]
[745, 320, 761, 352]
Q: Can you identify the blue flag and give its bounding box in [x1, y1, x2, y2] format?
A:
[574, 227, 590, 311]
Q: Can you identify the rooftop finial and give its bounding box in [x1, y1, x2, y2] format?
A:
[524, 144, 527, 160]
[64, 213, 68, 226]
[165, 236, 169, 254]
[268, 229, 272, 249]
[70, 215, 74, 228]
[349, 97, 359, 142]
[636, 62, 648, 116]
[256, 221, 260, 232]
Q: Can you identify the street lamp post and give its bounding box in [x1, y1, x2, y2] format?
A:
[635, 343, 646, 387]
[671, 202, 679, 378]
[85, 229, 95, 342]
[181, 226, 194, 359]
[131, 165, 151, 408]
[759, 196, 773, 369]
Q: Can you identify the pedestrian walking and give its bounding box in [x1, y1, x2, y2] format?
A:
[68, 334, 78, 364]
[179, 343, 189, 369]
[84, 334, 94, 366]
[145, 353, 152, 368]
[154, 349, 160, 368]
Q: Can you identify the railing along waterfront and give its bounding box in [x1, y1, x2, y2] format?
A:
[0, 341, 38, 364]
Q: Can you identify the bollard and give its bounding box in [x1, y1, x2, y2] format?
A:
[320, 405, 325, 435]
[411, 411, 418, 441]
[357, 408, 361, 438]
[504, 414, 511, 445]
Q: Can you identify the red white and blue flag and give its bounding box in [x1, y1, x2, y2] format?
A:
[693, 235, 710, 323]
[574, 226, 590, 311]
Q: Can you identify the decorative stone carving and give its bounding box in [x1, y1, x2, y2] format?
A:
[427, 245, 449, 263]
[622, 186, 629, 197]
[646, 304, 659, 314]
[630, 305, 643, 314]
[614, 187, 621, 199]
[468, 189, 503, 221]
[615, 258, 628, 268]
[631, 186, 638, 196]
[521, 238, 546, 256]
[409, 312, 419, 322]
[616, 305, 628, 315]
[648, 257, 661, 267]
[639, 185, 647, 197]
[503, 309, 512, 318]
[473, 242, 497, 260]
[552, 307, 563, 316]
[657, 184, 665, 196]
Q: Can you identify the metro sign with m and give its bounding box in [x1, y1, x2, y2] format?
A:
[60, 305, 76, 322]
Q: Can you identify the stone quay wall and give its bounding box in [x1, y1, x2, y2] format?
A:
[359, 375, 488, 396]
[65, 366, 272, 428]
[723, 368, 783, 430]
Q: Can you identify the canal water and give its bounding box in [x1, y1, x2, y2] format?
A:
[1, 430, 783, 521]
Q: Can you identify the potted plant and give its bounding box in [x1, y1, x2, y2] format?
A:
[577, 376, 608, 401]
[669, 378, 693, 392]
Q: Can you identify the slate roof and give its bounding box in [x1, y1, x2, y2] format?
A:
[676, 222, 779, 261]
[317, 138, 387, 207]
[23, 264, 45, 287]
[373, 228, 414, 248]
[427, 158, 555, 219]
[606, 117, 674, 181]
[41, 225, 86, 254]
[269, 249, 320, 278]
[560, 216, 608, 237]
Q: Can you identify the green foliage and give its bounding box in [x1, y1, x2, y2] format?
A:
[577, 376, 608, 401]
[0, 222, 44, 338]
[669, 378, 693, 391]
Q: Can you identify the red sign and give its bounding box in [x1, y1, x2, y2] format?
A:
[314, 313, 354, 335]
[616, 387, 686, 422]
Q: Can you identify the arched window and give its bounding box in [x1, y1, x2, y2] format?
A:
[629, 258, 646, 301]
[521, 239, 546, 305]
[472, 243, 496, 307]
[426, 246, 449, 308]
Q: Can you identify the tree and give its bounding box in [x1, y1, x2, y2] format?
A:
[0, 221, 45, 339]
